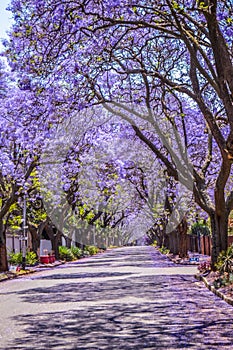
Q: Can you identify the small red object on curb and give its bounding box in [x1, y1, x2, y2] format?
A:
[40, 256, 50, 264]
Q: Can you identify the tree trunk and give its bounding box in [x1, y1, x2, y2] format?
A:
[178, 217, 188, 258]
[44, 223, 62, 260]
[0, 219, 8, 272]
[65, 236, 72, 248]
[210, 210, 228, 266]
[53, 231, 62, 260]
[28, 225, 40, 255]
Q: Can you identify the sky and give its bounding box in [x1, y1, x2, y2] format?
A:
[0, 0, 13, 47]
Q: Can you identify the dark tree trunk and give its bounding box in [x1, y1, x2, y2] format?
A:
[0, 219, 8, 272]
[178, 217, 188, 258]
[28, 225, 40, 255]
[44, 223, 62, 260]
[210, 210, 228, 267]
[0, 243, 8, 272]
[65, 236, 72, 248]
[53, 231, 62, 260]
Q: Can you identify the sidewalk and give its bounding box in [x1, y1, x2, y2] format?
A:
[167, 250, 210, 265]
[0, 248, 111, 282]
[0, 260, 64, 282]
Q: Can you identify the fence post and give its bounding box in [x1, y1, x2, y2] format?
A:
[200, 236, 205, 254]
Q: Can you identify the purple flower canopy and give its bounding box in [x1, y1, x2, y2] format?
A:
[0, 0, 233, 259]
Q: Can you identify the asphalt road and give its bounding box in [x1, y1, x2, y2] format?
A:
[0, 246, 233, 349]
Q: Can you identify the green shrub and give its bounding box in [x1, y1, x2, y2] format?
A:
[159, 246, 170, 255]
[83, 249, 90, 257]
[8, 252, 22, 265]
[8, 251, 38, 266]
[215, 245, 233, 274]
[85, 245, 99, 256]
[26, 251, 38, 265]
[58, 246, 74, 261]
[213, 273, 232, 289]
[191, 221, 210, 236]
[71, 246, 82, 259]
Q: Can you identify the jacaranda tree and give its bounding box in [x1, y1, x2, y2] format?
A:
[5, 0, 233, 264]
[0, 64, 59, 270]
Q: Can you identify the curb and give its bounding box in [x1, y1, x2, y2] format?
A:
[195, 273, 233, 307]
[0, 270, 32, 282]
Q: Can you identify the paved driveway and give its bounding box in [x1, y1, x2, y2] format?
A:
[0, 246, 233, 349]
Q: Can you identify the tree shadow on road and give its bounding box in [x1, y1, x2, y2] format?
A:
[3, 298, 233, 350]
[2, 272, 233, 349]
